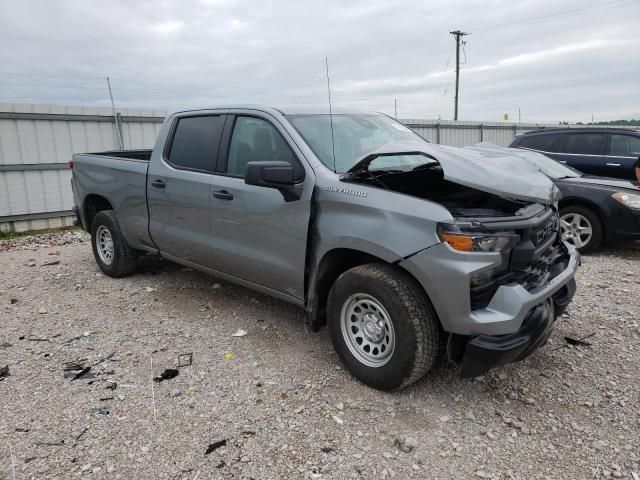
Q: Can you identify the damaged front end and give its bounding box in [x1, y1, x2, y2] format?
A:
[342, 143, 578, 378]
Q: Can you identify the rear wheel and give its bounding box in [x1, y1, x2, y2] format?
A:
[90, 210, 138, 277]
[327, 263, 444, 391]
[559, 205, 603, 253]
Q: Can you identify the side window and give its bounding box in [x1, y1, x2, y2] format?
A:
[518, 134, 562, 152]
[563, 133, 605, 155]
[609, 134, 640, 157]
[226, 116, 303, 180]
[167, 115, 225, 172]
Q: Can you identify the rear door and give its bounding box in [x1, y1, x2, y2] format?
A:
[553, 132, 608, 176]
[147, 113, 226, 266]
[208, 112, 313, 302]
[606, 133, 640, 180]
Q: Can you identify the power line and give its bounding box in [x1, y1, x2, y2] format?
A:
[471, 0, 635, 32]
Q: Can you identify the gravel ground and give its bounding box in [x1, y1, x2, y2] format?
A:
[1, 231, 639, 480]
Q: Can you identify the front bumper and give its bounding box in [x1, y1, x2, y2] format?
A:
[459, 278, 576, 378]
[606, 205, 640, 241]
[399, 241, 580, 336]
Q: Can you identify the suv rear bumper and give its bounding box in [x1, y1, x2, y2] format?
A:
[459, 279, 575, 378]
[399, 241, 580, 336]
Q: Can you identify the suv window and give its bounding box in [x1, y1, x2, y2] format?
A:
[517, 134, 563, 152]
[563, 133, 605, 155]
[168, 115, 225, 172]
[609, 134, 640, 157]
[226, 116, 303, 180]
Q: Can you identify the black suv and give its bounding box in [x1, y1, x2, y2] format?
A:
[509, 128, 640, 181]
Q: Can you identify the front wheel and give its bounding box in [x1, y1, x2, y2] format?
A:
[90, 210, 138, 277]
[327, 263, 444, 391]
[559, 206, 603, 253]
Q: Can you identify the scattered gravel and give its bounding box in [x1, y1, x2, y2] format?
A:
[1, 232, 639, 479]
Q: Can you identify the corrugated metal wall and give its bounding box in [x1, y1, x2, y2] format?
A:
[0, 103, 164, 232]
[1, 103, 638, 232]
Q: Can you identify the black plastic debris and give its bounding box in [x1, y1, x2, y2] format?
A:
[178, 353, 193, 367]
[564, 334, 594, 347]
[10, 298, 18, 304]
[205, 439, 227, 454]
[0, 365, 10, 381]
[321, 446, 334, 454]
[154, 368, 179, 383]
[71, 366, 92, 381]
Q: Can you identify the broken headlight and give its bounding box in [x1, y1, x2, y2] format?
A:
[437, 224, 520, 253]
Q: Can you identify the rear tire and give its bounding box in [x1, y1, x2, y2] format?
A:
[90, 210, 138, 277]
[327, 263, 444, 391]
[559, 205, 603, 253]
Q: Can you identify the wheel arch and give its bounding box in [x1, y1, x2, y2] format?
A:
[83, 194, 114, 230]
[306, 247, 436, 332]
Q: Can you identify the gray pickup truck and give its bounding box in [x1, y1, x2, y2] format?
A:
[71, 106, 579, 390]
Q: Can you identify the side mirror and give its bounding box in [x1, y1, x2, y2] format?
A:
[245, 161, 295, 188]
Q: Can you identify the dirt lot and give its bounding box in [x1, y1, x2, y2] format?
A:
[1, 231, 639, 480]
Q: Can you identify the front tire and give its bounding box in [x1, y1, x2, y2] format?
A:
[327, 263, 444, 391]
[90, 210, 137, 277]
[559, 205, 603, 253]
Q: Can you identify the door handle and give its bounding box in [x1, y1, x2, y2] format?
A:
[606, 163, 621, 167]
[213, 189, 234, 200]
[151, 179, 166, 188]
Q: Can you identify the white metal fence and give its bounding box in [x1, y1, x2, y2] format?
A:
[1, 103, 637, 232]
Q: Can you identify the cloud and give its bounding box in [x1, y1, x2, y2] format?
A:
[0, 0, 637, 122]
[149, 20, 184, 35]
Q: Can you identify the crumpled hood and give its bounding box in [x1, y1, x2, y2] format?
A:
[344, 140, 557, 204]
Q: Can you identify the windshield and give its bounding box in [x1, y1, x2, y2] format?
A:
[512, 148, 582, 179]
[287, 114, 425, 173]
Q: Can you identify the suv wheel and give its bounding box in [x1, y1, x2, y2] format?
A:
[90, 210, 138, 277]
[327, 263, 444, 391]
[559, 206, 603, 253]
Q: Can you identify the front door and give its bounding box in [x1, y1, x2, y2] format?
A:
[147, 114, 226, 266]
[209, 113, 313, 301]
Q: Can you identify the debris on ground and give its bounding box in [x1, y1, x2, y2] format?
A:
[1, 341, 13, 348]
[564, 333, 594, 347]
[393, 437, 418, 453]
[178, 353, 193, 367]
[153, 368, 179, 383]
[205, 440, 227, 454]
[70, 366, 92, 381]
[42, 259, 60, 266]
[0, 365, 10, 381]
[223, 353, 233, 360]
[232, 329, 248, 337]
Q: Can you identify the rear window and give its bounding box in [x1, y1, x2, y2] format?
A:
[563, 133, 605, 155]
[167, 115, 225, 172]
[517, 134, 563, 152]
[609, 134, 640, 157]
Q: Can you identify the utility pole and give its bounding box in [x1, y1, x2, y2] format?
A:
[450, 30, 468, 121]
[394, 98, 398, 119]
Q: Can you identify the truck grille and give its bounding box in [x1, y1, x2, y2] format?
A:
[470, 231, 568, 311]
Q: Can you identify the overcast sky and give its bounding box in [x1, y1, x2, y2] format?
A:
[0, 0, 638, 122]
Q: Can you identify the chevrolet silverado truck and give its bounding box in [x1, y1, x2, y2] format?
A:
[71, 106, 579, 390]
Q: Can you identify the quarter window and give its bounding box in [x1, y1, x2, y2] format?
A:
[609, 134, 640, 157]
[517, 134, 563, 152]
[168, 115, 225, 172]
[226, 116, 303, 180]
[563, 133, 605, 155]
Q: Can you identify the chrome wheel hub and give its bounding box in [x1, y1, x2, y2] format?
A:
[560, 213, 593, 249]
[340, 293, 395, 368]
[96, 225, 114, 265]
